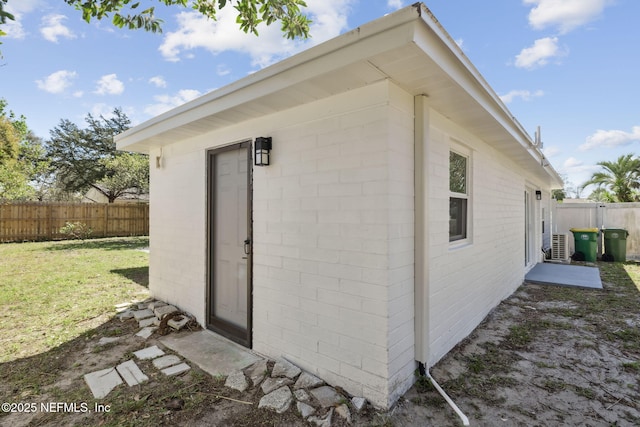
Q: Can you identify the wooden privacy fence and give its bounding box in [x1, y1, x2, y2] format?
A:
[0, 203, 149, 242]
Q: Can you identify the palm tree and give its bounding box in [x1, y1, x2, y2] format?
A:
[581, 154, 640, 202]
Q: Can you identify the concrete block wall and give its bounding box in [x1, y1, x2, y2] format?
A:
[425, 110, 547, 365]
[146, 79, 416, 409]
[147, 144, 208, 325]
[252, 80, 416, 409]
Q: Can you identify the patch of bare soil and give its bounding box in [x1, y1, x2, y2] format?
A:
[2, 262, 639, 426]
[393, 262, 640, 426]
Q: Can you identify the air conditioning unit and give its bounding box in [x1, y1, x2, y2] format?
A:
[552, 234, 570, 260]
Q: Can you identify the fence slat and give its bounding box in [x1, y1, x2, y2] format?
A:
[0, 202, 149, 242]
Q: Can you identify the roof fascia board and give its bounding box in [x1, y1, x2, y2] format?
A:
[414, 4, 563, 186]
[116, 6, 422, 150]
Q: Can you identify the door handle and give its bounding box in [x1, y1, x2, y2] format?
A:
[243, 239, 251, 255]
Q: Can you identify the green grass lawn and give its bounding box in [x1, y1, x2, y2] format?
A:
[0, 237, 150, 363]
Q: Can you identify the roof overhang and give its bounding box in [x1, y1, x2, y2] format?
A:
[116, 3, 563, 188]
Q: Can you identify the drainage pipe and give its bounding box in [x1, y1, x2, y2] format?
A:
[420, 363, 470, 426]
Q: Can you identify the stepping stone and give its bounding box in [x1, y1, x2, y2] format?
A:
[153, 355, 182, 369]
[246, 359, 268, 386]
[310, 386, 343, 408]
[258, 386, 293, 414]
[297, 401, 316, 418]
[272, 358, 301, 379]
[137, 302, 150, 310]
[261, 377, 293, 394]
[134, 345, 165, 360]
[351, 396, 366, 412]
[309, 407, 333, 427]
[84, 367, 123, 399]
[294, 389, 310, 402]
[148, 301, 167, 310]
[117, 310, 134, 320]
[167, 315, 190, 330]
[336, 404, 352, 423]
[116, 360, 148, 386]
[97, 337, 120, 346]
[133, 309, 154, 320]
[115, 302, 132, 309]
[294, 372, 323, 389]
[225, 370, 249, 392]
[154, 305, 178, 319]
[161, 363, 191, 376]
[138, 317, 156, 328]
[135, 327, 156, 339]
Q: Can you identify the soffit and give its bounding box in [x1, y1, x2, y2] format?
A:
[115, 5, 561, 187]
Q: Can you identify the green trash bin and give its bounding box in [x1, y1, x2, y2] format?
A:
[603, 228, 629, 262]
[570, 228, 599, 262]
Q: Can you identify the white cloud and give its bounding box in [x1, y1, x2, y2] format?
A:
[35, 70, 77, 94]
[387, 0, 404, 9]
[5, 0, 41, 14]
[579, 126, 640, 151]
[40, 14, 76, 43]
[144, 89, 202, 117]
[216, 64, 231, 76]
[561, 157, 599, 179]
[515, 37, 566, 69]
[500, 89, 544, 103]
[95, 74, 125, 95]
[563, 157, 583, 168]
[159, 0, 354, 67]
[90, 103, 115, 118]
[1, 0, 42, 39]
[524, 0, 610, 34]
[149, 75, 167, 88]
[542, 146, 560, 158]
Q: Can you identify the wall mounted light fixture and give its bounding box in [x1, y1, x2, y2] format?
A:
[535, 190, 542, 200]
[254, 137, 272, 166]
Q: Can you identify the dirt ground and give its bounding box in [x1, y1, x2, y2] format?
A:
[392, 262, 640, 426]
[1, 261, 639, 426]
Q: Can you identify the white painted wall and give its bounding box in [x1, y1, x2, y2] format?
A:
[147, 144, 207, 324]
[423, 109, 549, 366]
[147, 80, 415, 409]
[251, 80, 416, 409]
[146, 78, 554, 410]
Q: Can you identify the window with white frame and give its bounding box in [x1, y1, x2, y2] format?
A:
[449, 148, 469, 242]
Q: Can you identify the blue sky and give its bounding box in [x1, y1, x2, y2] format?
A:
[1, 0, 639, 195]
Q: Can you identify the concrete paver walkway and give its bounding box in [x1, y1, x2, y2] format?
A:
[525, 262, 602, 289]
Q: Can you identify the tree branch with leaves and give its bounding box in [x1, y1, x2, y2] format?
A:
[0, 1, 310, 43]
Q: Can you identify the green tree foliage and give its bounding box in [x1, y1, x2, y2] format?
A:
[0, 115, 19, 163]
[94, 153, 150, 203]
[0, 99, 49, 201]
[0, 1, 310, 46]
[581, 154, 640, 202]
[47, 108, 149, 203]
[587, 187, 615, 203]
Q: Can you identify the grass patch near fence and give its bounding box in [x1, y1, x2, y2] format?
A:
[0, 237, 150, 363]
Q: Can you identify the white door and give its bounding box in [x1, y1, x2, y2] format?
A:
[208, 142, 251, 346]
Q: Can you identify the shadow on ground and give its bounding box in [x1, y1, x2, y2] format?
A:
[43, 236, 149, 252]
[111, 267, 149, 287]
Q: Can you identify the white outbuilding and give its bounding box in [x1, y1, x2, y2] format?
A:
[116, 3, 562, 409]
